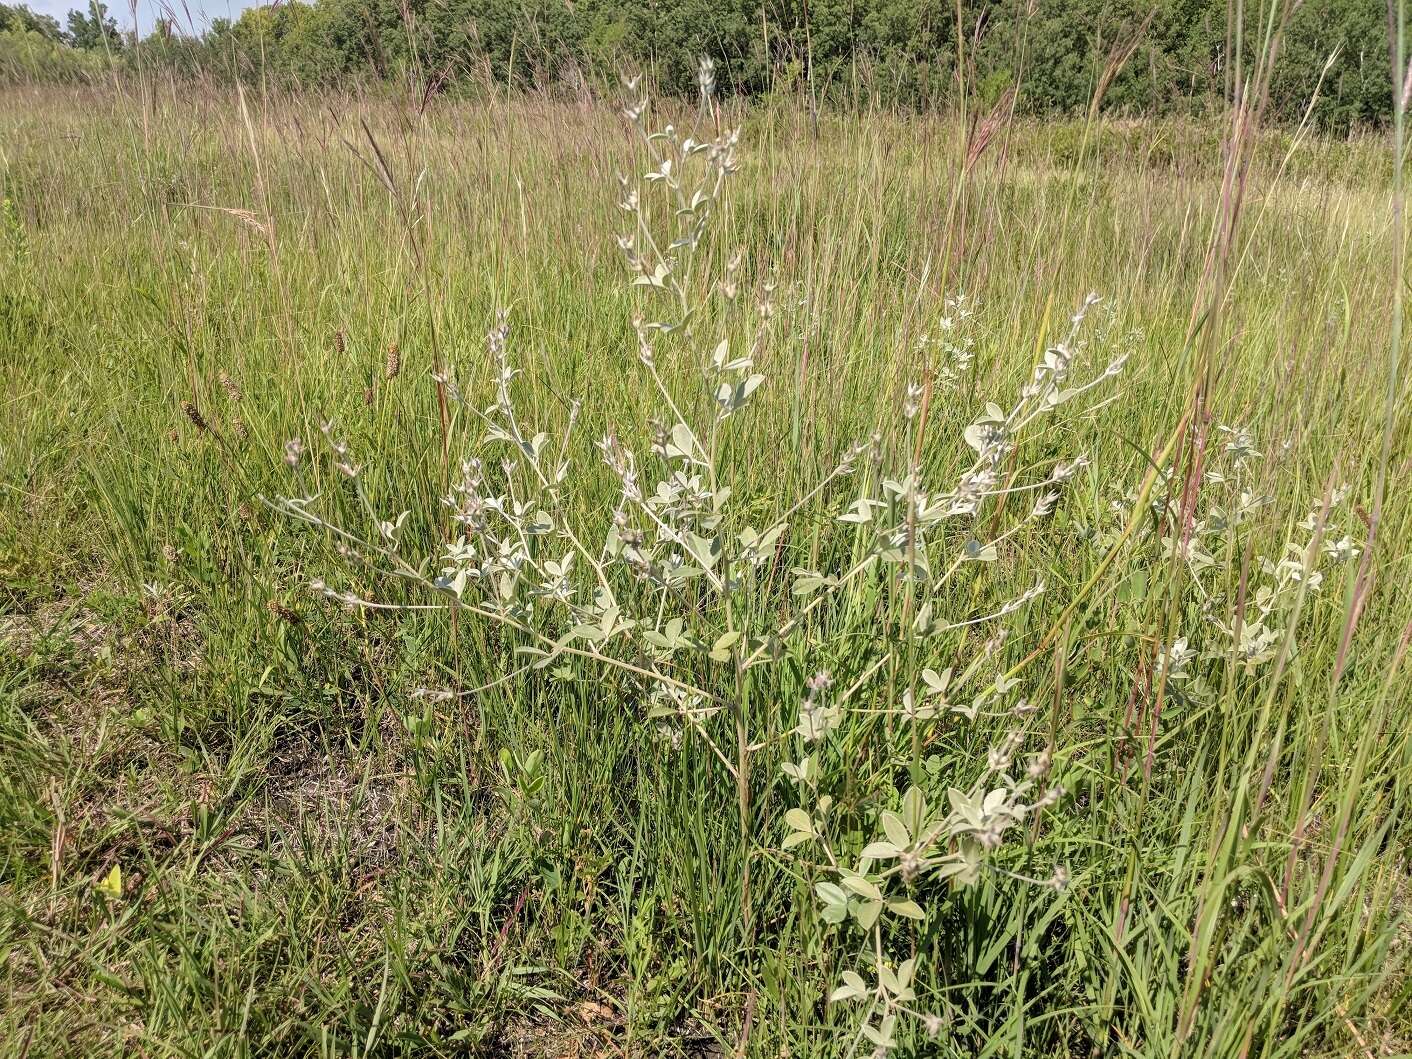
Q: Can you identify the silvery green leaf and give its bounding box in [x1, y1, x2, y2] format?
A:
[665, 422, 698, 461]
[632, 261, 671, 289]
[514, 645, 553, 671]
[922, 667, 952, 694]
[887, 899, 926, 921]
[828, 981, 863, 1003]
[783, 807, 814, 834]
[738, 522, 786, 558]
[860, 841, 900, 859]
[780, 753, 814, 783]
[853, 898, 883, 930]
[438, 569, 468, 597]
[862, 1015, 896, 1048]
[747, 633, 782, 662]
[816, 881, 848, 906]
[684, 532, 720, 571]
[934, 854, 972, 882]
[842, 970, 867, 994]
[881, 811, 910, 849]
[645, 315, 689, 334]
[963, 538, 998, 561]
[902, 786, 927, 837]
[837, 498, 882, 524]
[829, 970, 868, 1003]
[955, 838, 984, 884]
[709, 629, 741, 661]
[840, 874, 881, 901]
[949, 788, 980, 827]
[816, 883, 848, 922]
[913, 600, 935, 634]
[877, 963, 902, 995]
[897, 957, 916, 989]
[714, 373, 765, 415]
[791, 569, 835, 596]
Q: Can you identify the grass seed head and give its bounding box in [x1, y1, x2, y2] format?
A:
[267, 599, 301, 624]
[180, 401, 208, 432]
[217, 370, 243, 402]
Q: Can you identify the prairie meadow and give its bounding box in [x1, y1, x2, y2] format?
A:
[0, 64, 1410, 1057]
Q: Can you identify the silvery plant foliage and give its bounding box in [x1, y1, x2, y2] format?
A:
[271, 62, 1157, 1049]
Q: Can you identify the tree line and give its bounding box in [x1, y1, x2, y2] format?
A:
[0, 0, 1395, 129]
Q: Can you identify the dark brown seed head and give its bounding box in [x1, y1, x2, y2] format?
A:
[385, 342, 401, 380]
[181, 401, 208, 432]
[232, 417, 250, 442]
[334, 329, 346, 355]
[364, 386, 375, 407]
[267, 599, 301, 624]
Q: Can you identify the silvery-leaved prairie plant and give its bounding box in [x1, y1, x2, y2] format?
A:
[266, 63, 1373, 1054]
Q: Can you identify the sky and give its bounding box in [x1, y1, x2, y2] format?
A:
[26, 0, 258, 35]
